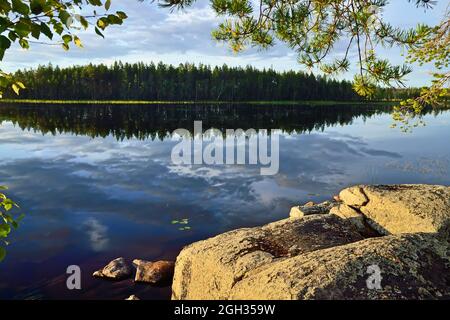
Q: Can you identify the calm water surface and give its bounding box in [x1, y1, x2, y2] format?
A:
[0, 103, 449, 300]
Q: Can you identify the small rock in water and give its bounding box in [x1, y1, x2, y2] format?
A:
[134, 260, 175, 284]
[92, 257, 132, 280]
[132, 259, 147, 267]
[125, 295, 140, 300]
[92, 270, 103, 277]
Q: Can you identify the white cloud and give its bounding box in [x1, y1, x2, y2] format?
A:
[1, 0, 447, 87]
[84, 217, 109, 252]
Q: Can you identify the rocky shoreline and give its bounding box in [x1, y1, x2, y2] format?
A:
[94, 184, 450, 300]
[172, 184, 450, 300]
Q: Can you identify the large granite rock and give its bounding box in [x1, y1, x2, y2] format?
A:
[172, 215, 364, 300]
[172, 184, 450, 300]
[335, 184, 450, 237]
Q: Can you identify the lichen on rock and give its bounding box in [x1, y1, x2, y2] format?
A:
[230, 233, 450, 300]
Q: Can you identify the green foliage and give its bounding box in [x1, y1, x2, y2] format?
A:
[158, 0, 425, 93]
[0, 71, 25, 98]
[396, 11, 450, 126]
[7, 61, 360, 101]
[0, 0, 128, 97]
[156, 0, 449, 119]
[353, 75, 376, 98]
[0, 186, 24, 262]
[172, 218, 191, 231]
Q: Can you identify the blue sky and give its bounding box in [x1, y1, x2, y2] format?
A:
[2, 0, 447, 87]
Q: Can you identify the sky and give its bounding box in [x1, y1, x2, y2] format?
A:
[2, 0, 448, 87]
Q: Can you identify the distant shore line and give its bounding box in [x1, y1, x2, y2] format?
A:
[0, 99, 397, 106]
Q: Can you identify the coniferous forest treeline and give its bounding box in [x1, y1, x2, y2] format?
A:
[8, 62, 362, 101]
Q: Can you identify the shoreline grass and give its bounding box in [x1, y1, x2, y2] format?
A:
[0, 99, 397, 106]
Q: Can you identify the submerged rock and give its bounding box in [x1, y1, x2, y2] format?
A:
[134, 260, 175, 284]
[172, 215, 364, 300]
[92, 257, 132, 280]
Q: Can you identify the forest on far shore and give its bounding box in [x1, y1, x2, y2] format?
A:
[7, 62, 420, 102]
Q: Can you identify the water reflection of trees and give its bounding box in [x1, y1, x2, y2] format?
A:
[0, 103, 439, 141]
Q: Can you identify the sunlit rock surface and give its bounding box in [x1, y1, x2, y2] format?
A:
[172, 215, 364, 300]
[230, 234, 449, 299]
[172, 184, 450, 300]
[134, 260, 175, 284]
[289, 200, 336, 218]
[92, 257, 132, 280]
[338, 184, 450, 237]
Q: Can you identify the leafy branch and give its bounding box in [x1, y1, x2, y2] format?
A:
[0, 186, 24, 262]
[155, 0, 448, 121]
[0, 0, 128, 97]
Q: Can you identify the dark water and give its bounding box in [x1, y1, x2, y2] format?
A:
[0, 103, 449, 300]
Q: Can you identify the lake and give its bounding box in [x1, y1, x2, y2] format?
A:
[0, 103, 449, 300]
